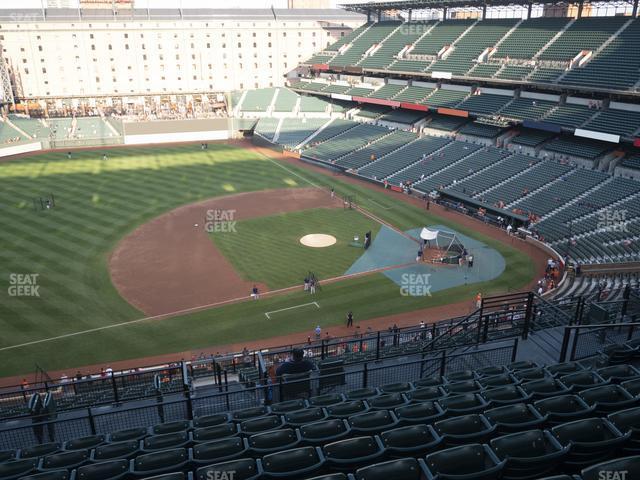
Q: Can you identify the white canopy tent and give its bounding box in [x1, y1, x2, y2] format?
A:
[419, 226, 465, 261]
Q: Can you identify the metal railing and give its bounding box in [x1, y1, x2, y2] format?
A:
[560, 322, 640, 362]
[0, 341, 516, 451]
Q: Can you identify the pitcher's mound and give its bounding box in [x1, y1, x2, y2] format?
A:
[300, 234, 337, 248]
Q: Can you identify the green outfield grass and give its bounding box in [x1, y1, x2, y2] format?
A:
[211, 208, 381, 289]
[0, 143, 535, 377]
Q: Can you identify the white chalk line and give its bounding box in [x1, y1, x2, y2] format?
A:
[265, 301, 320, 319]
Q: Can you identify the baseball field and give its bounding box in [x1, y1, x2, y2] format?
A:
[0, 142, 538, 378]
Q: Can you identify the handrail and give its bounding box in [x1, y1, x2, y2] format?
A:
[421, 307, 481, 352]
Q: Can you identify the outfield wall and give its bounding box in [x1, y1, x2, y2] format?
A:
[0, 141, 42, 157]
[123, 118, 231, 145]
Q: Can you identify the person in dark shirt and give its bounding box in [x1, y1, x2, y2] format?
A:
[276, 348, 315, 376]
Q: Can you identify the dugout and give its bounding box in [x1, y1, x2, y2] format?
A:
[436, 190, 529, 229]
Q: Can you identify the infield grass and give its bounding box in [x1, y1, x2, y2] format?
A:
[0, 143, 535, 377]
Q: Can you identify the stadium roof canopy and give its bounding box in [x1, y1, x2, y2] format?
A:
[340, 0, 633, 11]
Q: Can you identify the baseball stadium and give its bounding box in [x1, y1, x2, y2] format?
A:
[1, 0, 640, 477]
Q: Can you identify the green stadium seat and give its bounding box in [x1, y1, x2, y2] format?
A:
[239, 415, 284, 435]
[248, 428, 301, 456]
[130, 448, 188, 477]
[137, 473, 185, 480]
[190, 438, 248, 465]
[191, 423, 240, 443]
[534, 395, 596, 426]
[560, 371, 609, 391]
[424, 443, 505, 480]
[609, 407, 640, 455]
[579, 384, 637, 414]
[64, 435, 105, 451]
[597, 364, 640, 383]
[18, 471, 72, 480]
[195, 458, 262, 480]
[142, 431, 190, 451]
[490, 429, 568, 480]
[108, 428, 147, 443]
[308, 394, 344, 407]
[379, 424, 441, 457]
[232, 406, 271, 422]
[521, 378, 571, 399]
[347, 410, 399, 434]
[39, 450, 90, 471]
[483, 403, 547, 435]
[0, 450, 16, 463]
[413, 376, 444, 388]
[261, 446, 326, 478]
[192, 414, 230, 429]
[76, 459, 129, 480]
[269, 399, 307, 414]
[406, 386, 446, 402]
[19, 444, 60, 459]
[395, 401, 445, 425]
[283, 407, 328, 427]
[299, 419, 351, 445]
[443, 380, 482, 394]
[438, 393, 489, 415]
[481, 385, 533, 406]
[354, 458, 430, 480]
[434, 414, 497, 446]
[151, 421, 190, 436]
[478, 373, 519, 388]
[345, 388, 380, 401]
[323, 436, 386, 472]
[90, 441, 140, 462]
[326, 400, 369, 418]
[0, 459, 38, 480]
[369, 393, 409, 410]
[546, 362, 585, 377]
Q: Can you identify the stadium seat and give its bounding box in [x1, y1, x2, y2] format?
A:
[608, 406, 640, 454]
[64, 435, 105, 451]
[130, 448, 188, 477]
[380, 424, 442, 457]
[406, 386, 445, 402]
[580, 455, 640, 480]
[546, 362, 585, 377]
[151, 421, 190, 435]
[261, 446, 325, 478]
[345, 388, 380, 401]
[552, 418, 630, 471]
[283, 407, 328, 427]
[195, 458, 262, 480]
[481, 385, 532, 406]
[602, 344, 636, 365]
[438, 393, 489, 415]
[280, 372, 312, 400]
[369, 393, 409, 410]
[579, 384, 637, 414]
[534, 394, 597, 426]
[270, 399, 307, 414]
[621, 378, 640, 396]
[379, 382, 413, 394]
[489, 429, 568, 479]
[192, 413, 231, 429]
[597, 364, 640, 383]
[191, 423, 240, 443]
[108, 428, 148, 443]
[190, 438, 248, 465]
[232, 406, 271, 421]
[513, 367, 549, 382]
[478, 373, 519, 388]
[443, 380, 483, 394]
[559, 371, 609, 391]
[239, 415, 284, 435]
[19, 471, 72, 480]
[39, 450, 90, 471]
[299, 418, 351, 445]
[318, 360, 346, 391]
[143, 432, 190, 451]
[347, 410, 399, 434]
[521, 378, 571, 399]
[309, 394, 345, 407]
[323, 436, 386, 472]
[0, 458, 38, 480]
[137, 473, 186, 480]
[477, 366, 507, 377]
[434, 414, 497, 446]
[90, 441, 140, 462]
[413, 376, 444, 388]
[76, 459, 129, 480]
[326, 400, 369, 418]
[509, 361, 539, 371]
[248, 428, 301, 456]
[19, 444, 60, 459]
[305, 475, 347, 480]
[483, 403, 547, 435]
[446, 370, 477, 382]
[395, 401, 445, 425]
[0, 450, 16, 462]
[424, 443, 505, 480]
[354, 458, 430, 480]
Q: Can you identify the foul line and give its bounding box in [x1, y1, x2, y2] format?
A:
[265, 301, 320, 319]
[255, 149, 321, 189]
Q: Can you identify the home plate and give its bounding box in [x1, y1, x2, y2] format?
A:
[300, 234, 336, 248]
